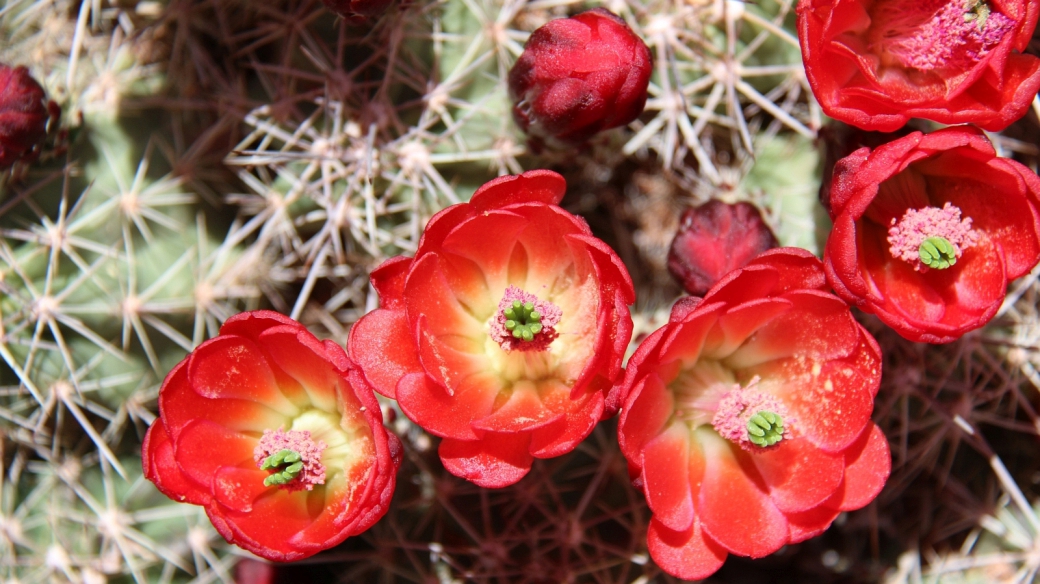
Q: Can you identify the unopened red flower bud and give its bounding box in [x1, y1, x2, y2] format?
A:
[667, 200, 779, 296]
[508, 8, 652, 148]
[0, 65, 50, 168]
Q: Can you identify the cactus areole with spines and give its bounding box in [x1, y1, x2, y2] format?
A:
[349, 169, 635, 488]
[142, 311, 401, 561]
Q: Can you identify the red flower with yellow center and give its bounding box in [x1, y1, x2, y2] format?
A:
[617, 248, 890, 580]
[823, 126, 1040, 343]
[798, 0, 1040, 131]
[349, 169, 635, 488]
[142, 311, 401, 561]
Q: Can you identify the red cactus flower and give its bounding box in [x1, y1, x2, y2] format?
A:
[823, 126, 1040, 343]
[508, 8, 653, 148]
[617, 248, 890, 580]
[349, 169, 635, 488]
[0, 64, 51, 168]
[142, 310, 401, 562]
[668, 200, 779, 297]
[797, 0, 1040, 131]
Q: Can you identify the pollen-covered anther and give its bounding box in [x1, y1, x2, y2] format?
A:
[711, 379, 792, 450]
[254, 428, 328, 491]
[870, 0, 1013, 71]
[489, 285, 562, 352]
[888, 202, 979, 272]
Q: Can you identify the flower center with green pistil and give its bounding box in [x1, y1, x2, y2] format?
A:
[746, 411, 784, 447]
[253, 428, 327, 492]
[489, 285, 562, 352]
[711, 378, 791, 451]
[887, 202, 979, 272]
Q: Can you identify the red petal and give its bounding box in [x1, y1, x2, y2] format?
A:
[647, 516, 728, 580]
[348, 308, 421, 399]
[832, 423, 890, 511]
[368, 256, 413, 310]
[439, 433, 534, 488]
[172, 419, 257, 490]
[257, 325, 340, 412]
[748, 248, 828, 292]
[468, 169, 567, 210]
[710, 298, 793, 360]
[472, 380, 565, 433]
[141, 421, 210, 506]
[785, 503, 842, 544]
[187, 335, 298, 414]
[212, 466, 268, 513]
[618, 372, 675, 462]
[158, 358, 287, 438]
[211, 489, 314, 562]
[697, 431, 788, 558]
[725, 290, 860, 369]
[749, 436, 844, 513]
[440, 210, 530, 286]
[218, 310, 300, 340]
[751, 357, 874, 452]
[528, 388, 603, 458]
[396, 372, 498, 441]
[701, 264, 780, 307]
[641, 421, 695, 531]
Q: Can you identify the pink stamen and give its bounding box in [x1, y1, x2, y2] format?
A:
[710, 378, 791, 451]
[887, 203, 979, 272]
[870, 0, 1013, 71]
[254, 428, 328, 492]
[488, 285, 562, 352]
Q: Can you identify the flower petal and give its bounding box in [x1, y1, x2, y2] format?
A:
[749, 435, 845, 513]
[752, 358, 874, 452]
[528, 388, 604, 458]
[832, 423, 891, 511]
[172, 419, 257, 490]
[258, 325, 341, 413]
[472, 380, 565, 433]
[618, 372, 675, 462]
[641, 421, 695, 532]
[697, 430, 789, 558]
[142, 421, 210, 506]
[439, 433, 534, 488]
[348, 308, 421, 399]
[396, 372, 498, 441]
[785, 502, 842, 544]
[187, 334, 299, 415]
[647, 516, 728, 581]
[469, 170, 568, 210]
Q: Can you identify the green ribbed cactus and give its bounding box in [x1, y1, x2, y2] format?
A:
[3, 0, 1040, 581]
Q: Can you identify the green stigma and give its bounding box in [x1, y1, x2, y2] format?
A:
[747, 411, 785, 447]
[260, 449, 303, 487]
[963, 0, 990, 29]
[503, 300, 543, 342]
[918, 236, 957, 270]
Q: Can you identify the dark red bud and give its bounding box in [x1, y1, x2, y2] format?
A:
[508, 8, 652, 147]
[667, 200, 779, 296]
[0, 65, 50, 169]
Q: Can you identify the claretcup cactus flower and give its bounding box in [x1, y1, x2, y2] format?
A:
[349, 169, 635, 488]
[508, 8, 652, 148]
[667, 200, 779, 297]
[797, 0, 1040, 131]
[823, 126, 1040, 343]
[142, 311, 401, 561]
[617, 248, 890, 579]
[0, 64, 52, 168]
